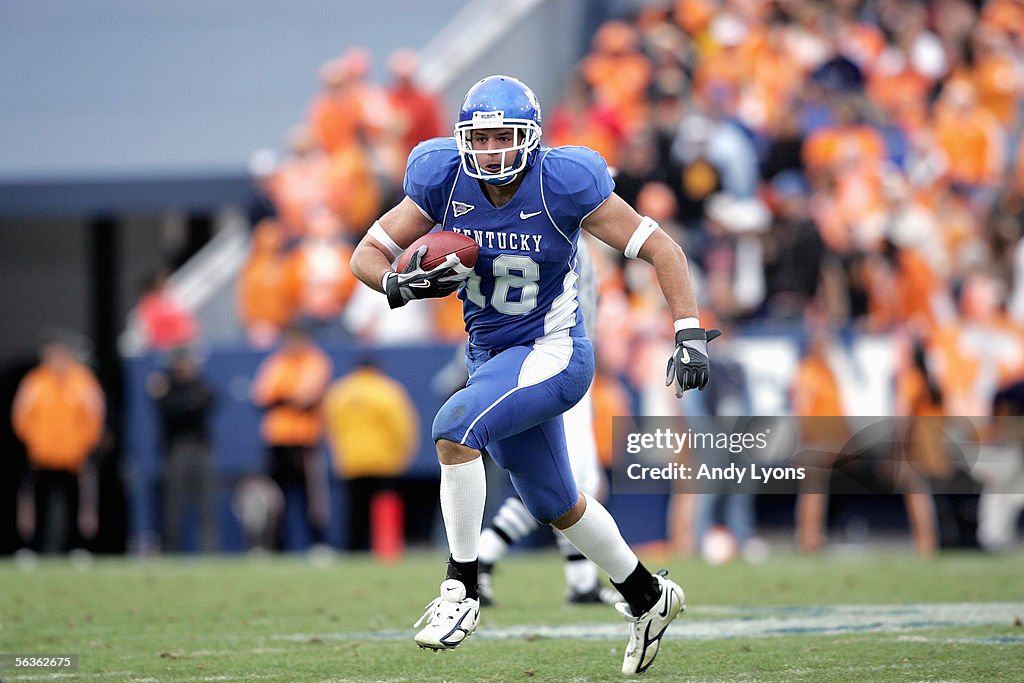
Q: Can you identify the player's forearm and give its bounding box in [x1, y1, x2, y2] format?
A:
[639, 231, 699, 322]
[350, 239, 394, 293]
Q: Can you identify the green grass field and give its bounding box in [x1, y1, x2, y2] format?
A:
[2, 549, 1022, 682]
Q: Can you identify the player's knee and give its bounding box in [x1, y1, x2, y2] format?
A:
[551, 493, 586, 530]
[435, 438, 480, 466]
[433, 395, 473, 442]
[518, 489, 578, 526]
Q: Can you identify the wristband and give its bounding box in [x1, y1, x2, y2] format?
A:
[673, 317, 700, 332]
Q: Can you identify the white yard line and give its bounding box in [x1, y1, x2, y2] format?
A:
[269, 602, 1024, 643]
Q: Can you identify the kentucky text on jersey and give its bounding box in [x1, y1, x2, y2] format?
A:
[450, 228, 543, 253]
[404, 137, 614, 350]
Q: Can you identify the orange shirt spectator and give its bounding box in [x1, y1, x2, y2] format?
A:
[895, 334, 945, 418]
[804, 107, 887, 253]
[867, 64, 932, 131]
[893, 334, 953, 479]
[837, 18, 886, 72]
[283, 206, 357, 322]
[266, 125, 330, 236]
[932, 80, 1005, 188]
[592, 370, 632, 469]
[323, 143, 381, 237]
[932, 190, 982, 280]
[864, 244, 944, 332]
[931, 273, 1024, 416]
[803, 122, 886, 176]
[251, 327, 333, 447]
[546, 79, 625, 168]
[309, 83, 363, 154]
[308, 49, 390, 154]
[13, 340, 105, 473]
[789, 320, 846, 554]
[385, 49, 446, 156]
[962, 45, 1022, 128]
[673, 0, 716, 37]
[580, 20, 652, 132]
[958, 25, 1024, 129]
[791, 348, 843, 419]
[980, 0, 1024, 41]
[237, 219, 294, 348]
[734, 24, 806, 132]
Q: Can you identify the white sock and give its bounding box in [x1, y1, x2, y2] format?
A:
[480, 496, 538, 565]
[440, 458, 486, 563]
[556, 534, 599, 593]
[555, 493, 638, 583]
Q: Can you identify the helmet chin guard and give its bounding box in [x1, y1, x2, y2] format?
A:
[455, 75, 542, 185]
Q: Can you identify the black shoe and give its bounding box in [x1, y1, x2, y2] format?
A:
[566, 585, 622, 605]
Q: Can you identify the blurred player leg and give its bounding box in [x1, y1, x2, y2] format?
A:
[478, 496, 537, 605]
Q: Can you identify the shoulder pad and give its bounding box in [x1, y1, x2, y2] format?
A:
[541, 146, 614, 219]
[406, 138, 459, 187]
[404, 138, 460, 222]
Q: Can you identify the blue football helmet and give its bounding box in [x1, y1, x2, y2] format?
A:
[455, 75, 542, 185]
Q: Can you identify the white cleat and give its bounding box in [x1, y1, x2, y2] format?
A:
[413, 579, 480, 650]
[617, 574, 685, 674]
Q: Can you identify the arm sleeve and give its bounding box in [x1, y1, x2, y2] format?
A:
[542, 146, 615, 233]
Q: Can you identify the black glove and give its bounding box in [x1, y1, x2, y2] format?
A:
[665, 327, 722, 397]
[383, 245, 470, 309]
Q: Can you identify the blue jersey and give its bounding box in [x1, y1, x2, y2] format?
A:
[404, 137, 614, 350]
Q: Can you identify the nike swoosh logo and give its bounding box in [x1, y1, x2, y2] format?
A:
[519, 210, 542, 220]
[680, 348, 690, 364]
[658, 591, 673, 618]
[408, 280, 432, 288]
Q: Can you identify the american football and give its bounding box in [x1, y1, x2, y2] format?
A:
[396, 231, 479, 272]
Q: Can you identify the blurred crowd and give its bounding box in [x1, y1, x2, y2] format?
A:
[563, 0, 1024, 427]
[230, 0, 1024, 552]
[237, 47, 462, 350]
[223, 0, 1024, 553]
[231, 0, 1024, 426]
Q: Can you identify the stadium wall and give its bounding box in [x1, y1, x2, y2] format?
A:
[121, 331, 899, 553]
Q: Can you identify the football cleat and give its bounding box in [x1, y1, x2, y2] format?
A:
[616, 573, 685, 675]
[413, 579, 480, 650]
[567, 584, 623, 606]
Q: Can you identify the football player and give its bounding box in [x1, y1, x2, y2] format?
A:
[350, 75, 717, 675]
